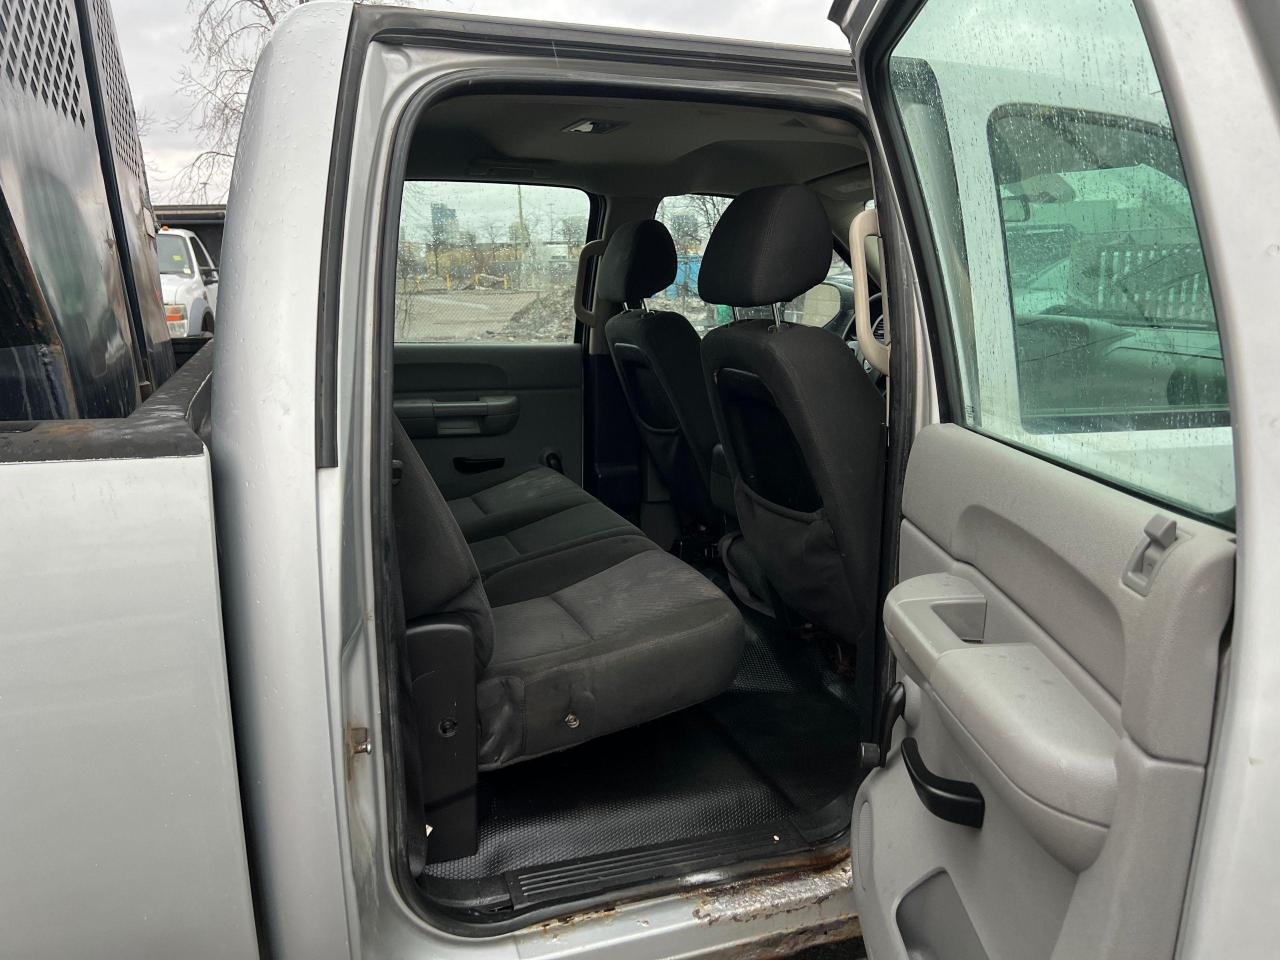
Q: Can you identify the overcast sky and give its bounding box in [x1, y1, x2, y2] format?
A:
[111, 0, 848, 203]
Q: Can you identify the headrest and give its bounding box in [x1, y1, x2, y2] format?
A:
[698, 185, 832, 307]
[597, 219, 677, 304]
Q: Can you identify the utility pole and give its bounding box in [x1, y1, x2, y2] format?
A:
[517, 184, 528, 256]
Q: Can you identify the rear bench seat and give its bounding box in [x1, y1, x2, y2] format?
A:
[444, 465, 639, 578]
[392, 419, 745, 772]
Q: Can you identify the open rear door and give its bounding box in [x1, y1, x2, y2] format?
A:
[831, 0, 1238, 956]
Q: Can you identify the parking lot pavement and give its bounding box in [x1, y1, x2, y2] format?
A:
[394, 290, 539, 341]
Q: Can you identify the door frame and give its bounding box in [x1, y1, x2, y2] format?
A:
[342, 10, 888, 950]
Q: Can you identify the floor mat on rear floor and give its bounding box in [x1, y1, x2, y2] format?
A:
[422, 619, 863, 883]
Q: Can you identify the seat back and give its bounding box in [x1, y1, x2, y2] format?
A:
[600, 220, 722, 528]
[698, 185, 885, 718]
[391, 416, 494, 663]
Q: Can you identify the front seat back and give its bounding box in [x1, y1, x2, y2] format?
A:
[601, 220, 723, 529]
[699, 185, 885, 720]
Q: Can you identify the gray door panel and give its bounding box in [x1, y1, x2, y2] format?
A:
[393, 342, 583, 498]
[853, 424, 1233, 960]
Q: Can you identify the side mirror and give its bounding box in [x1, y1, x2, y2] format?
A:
[1000, 195, 1031, 223]
[200, 266, 219, 285]
[785, 280, 845, 328]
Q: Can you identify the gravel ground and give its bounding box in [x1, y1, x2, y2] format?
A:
[393, 288, 575, 343]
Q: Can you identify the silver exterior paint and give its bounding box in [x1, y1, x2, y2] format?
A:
[0, 448, 257, 958]
[212, 4, 360, 957]
[1135, 0, 1280, 954]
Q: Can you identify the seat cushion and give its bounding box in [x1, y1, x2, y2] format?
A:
[447, 466, 594, 538]
[446, 467, 641, 577]
[466, 501, 640, 577]
[476, 544, 745, 769]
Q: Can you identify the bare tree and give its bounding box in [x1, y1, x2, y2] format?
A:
[687, 194, 729, 240]
[395, 233, 419, 337]
[667, 212, 701, 253]
[174, 0, 299, 200]
[175, 1, 407, 199]
[481, 220, 504, 248]
[426, 217, 445, 278]
[558, 216, 587, 256]
[176, 1, 458, 200]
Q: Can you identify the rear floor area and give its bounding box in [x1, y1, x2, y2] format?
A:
[422, 606, 864, 885]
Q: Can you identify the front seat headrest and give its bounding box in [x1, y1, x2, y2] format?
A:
[598, 219, 678, 305]
[698, 184, 832, 307]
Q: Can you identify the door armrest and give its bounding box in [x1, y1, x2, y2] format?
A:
[887, 574, 1118, 870]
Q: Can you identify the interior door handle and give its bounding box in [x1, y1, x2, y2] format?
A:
[394, 395, 520, 437]
[901, 737, 985, 829]
[431, 397, 516, 418]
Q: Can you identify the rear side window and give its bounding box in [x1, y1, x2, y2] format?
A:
[656, 194, 849, 335]
[191, 236, 214, 271]
[653, 194, 732, 334]
[394, 181, 589, 344]
[887, 0, 1233, 524]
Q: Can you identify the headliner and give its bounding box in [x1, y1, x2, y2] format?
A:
[405, 93, 870, 206]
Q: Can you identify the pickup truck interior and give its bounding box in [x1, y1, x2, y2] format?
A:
[382, 89, 886, 922]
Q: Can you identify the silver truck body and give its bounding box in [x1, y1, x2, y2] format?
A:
[2, 0, 1278, 956]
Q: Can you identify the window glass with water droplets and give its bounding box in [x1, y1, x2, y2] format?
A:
[889, 0, 1233, 525]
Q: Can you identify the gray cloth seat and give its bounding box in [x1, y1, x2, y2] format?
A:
[392, 418, 745, 770]
[446, 465, 593, 533]
[478, 537, 743, 768]
[444, 466, 641, 577]
[698, 184, 885, 726]
[601, 220, 725, 528]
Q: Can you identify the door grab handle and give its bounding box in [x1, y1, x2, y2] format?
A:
[901, 737, 985, 829]
[859, 681, 905, 769]
[849, 206, 889, 375]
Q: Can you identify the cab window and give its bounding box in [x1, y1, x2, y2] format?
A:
[393, 181, 589, 344]
[190, 236, 214, 271]
[656, 193, 849, 334]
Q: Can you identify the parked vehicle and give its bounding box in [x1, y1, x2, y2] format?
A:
[157, 226, 219, 335]
[154, 203, 227, 264]
[1, 0, 1277, 958]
